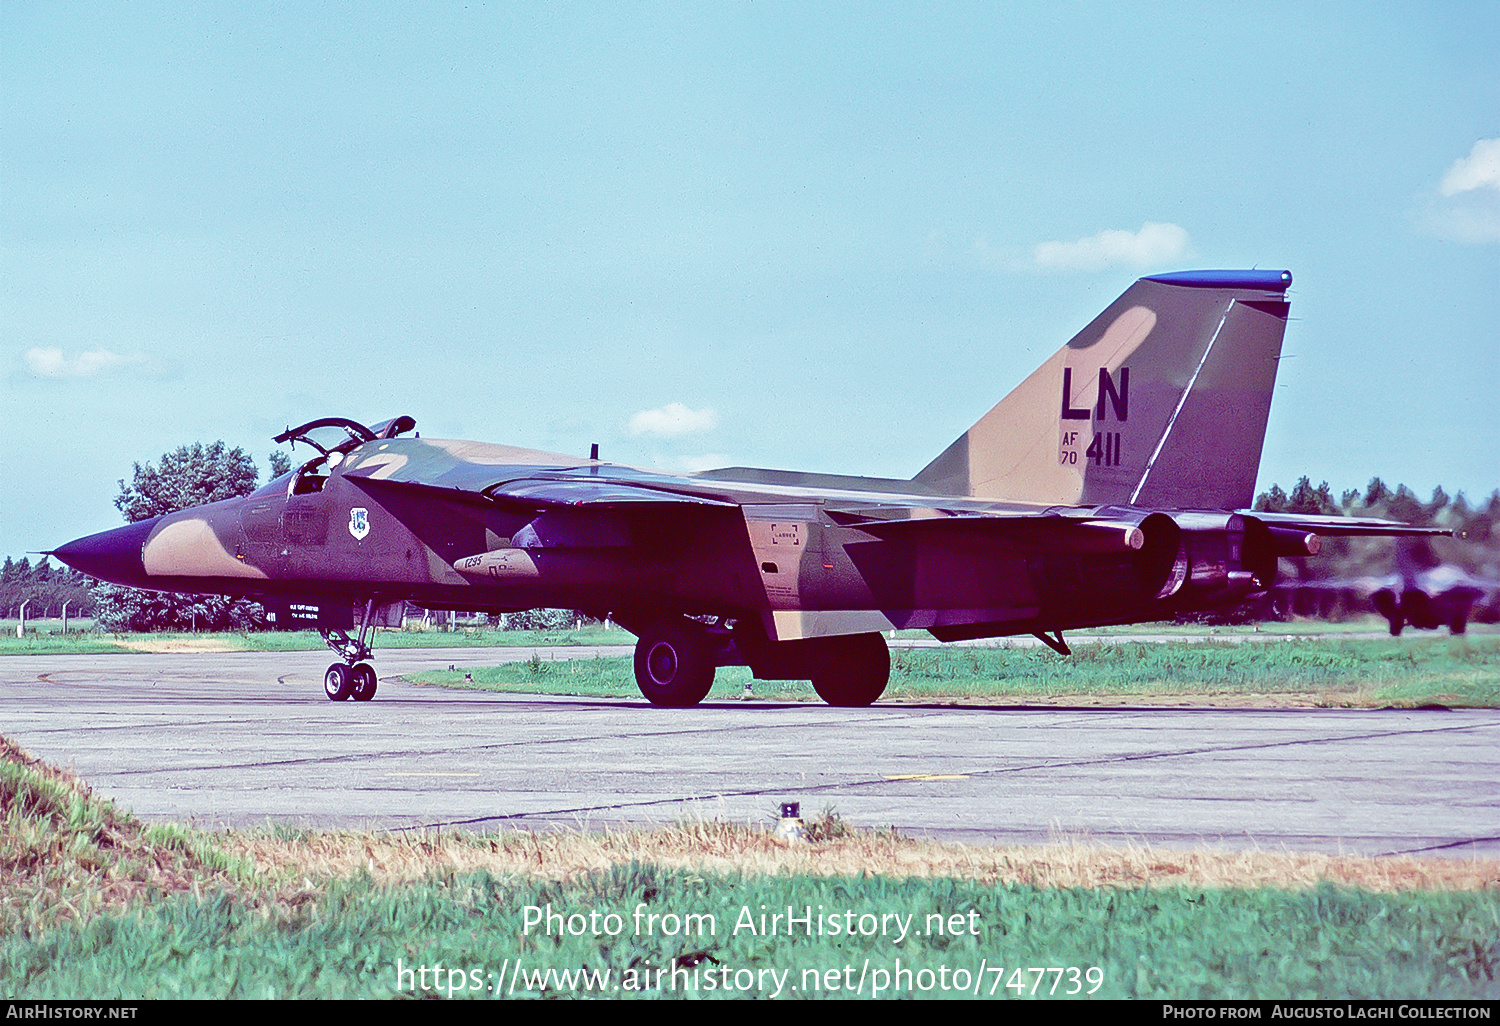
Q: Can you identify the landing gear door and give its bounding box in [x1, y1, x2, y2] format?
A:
[265, 598, 354, 632]
[742, 505, 822, 610]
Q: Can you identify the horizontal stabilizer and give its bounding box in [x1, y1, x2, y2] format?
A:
[1243, 511, 1452, 538]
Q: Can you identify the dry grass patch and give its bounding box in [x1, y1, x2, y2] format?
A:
[0, 737, 247, 935]
[221, 818, 1500, 893]
[109, 638, 241, 653]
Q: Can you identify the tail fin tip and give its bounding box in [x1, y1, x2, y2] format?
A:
[1144, 269, 1292, 291]
[915, 268, 1294, 510]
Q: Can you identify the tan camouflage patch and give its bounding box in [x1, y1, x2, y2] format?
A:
[770, 609, 896, 641]
[143, 518, 268, 579]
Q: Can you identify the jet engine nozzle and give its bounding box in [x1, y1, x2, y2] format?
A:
[1241, 517, 1323, 589]
[1164, 511, 1261, 605]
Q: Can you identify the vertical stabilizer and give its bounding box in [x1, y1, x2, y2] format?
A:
[913, 270, 1292, 510]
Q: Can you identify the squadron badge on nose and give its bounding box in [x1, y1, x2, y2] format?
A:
[348, 507, 371, 541]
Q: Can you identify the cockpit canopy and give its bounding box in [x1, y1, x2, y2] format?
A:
[272, 415, 417, 496]
[274, 415, 416, 456]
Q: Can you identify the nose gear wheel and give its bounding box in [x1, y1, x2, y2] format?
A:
[321, 599, 381, 702]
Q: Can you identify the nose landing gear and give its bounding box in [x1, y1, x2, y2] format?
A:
[350, 662, 378, 700]
[324, 662, 353, 700]
[323, 660, 378, 701]
[321, 599, 380, 702]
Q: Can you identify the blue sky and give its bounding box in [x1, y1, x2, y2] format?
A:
[3, 2, 1497, 556]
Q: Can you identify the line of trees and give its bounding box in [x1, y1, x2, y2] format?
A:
[1254, 476, 1499, 582]
[0, 557, 96, 620]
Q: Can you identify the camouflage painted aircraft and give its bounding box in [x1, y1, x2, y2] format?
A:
[1368, 563, 1495, 635]
[1276, 551, 1498, 636]
[54, 270, 1446, 707]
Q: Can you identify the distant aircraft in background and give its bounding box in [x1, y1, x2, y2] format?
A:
[1367, 563, 1497, 635]
[1273, 540, 1498, 636]
[55, 270, 1448, 707]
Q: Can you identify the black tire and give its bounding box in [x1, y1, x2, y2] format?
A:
[809, 633, 890, 707]
[324, 663, 353, 701]
[633, 620, 715, 707]
[351, 662, 378, 701]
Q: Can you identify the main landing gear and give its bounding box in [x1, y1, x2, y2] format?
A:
[321, 599, 378, 702]
[632, 617, 719, 707]
[323, 660, 377, 701]
[807, 632, 890, 707]
[627, 614, 891, 708]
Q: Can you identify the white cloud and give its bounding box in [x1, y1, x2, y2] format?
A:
[23, 348, 142, 378]
[627, 402, 717, 438]
[1417, 139, 1500, 245]
[1439, 138, 1500, 196]
[1033, 222, 1190, 272]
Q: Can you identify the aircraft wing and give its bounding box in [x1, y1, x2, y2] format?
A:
[336, 436, 1165, 554]
[347, 471, 740, 515]
[340, 439, 738, 510]
[337, 437, 1441, 564]
[485, 479, 738, 509]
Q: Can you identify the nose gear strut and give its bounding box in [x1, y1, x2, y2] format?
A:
[321, 599, 379, 701]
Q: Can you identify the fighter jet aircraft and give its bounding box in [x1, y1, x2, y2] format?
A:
[1369, 563, 1496, 635]
[1275, 549, 1498, 636]
[54, 270, 1446, 707]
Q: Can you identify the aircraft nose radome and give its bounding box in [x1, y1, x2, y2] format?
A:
[52, 518, 159, 588]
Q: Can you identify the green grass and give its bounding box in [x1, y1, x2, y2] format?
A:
[0, 632, 138, 656]
[0, 739, 249, 939]
[0, 624, 635, 655]
[867, 619, 1495, 641]
[414, 652, 724, 698]
[8, 618, 1480, 657]
[3, 738, 1498, 999]
[411, 636, 1500, 708]
[1069, 617, 1439, 637]
[884, 635, 1500, 705]
[4, 864, 1496, 999]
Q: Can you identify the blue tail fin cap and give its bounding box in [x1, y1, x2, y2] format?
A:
[1144, 270, 1292, 291]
